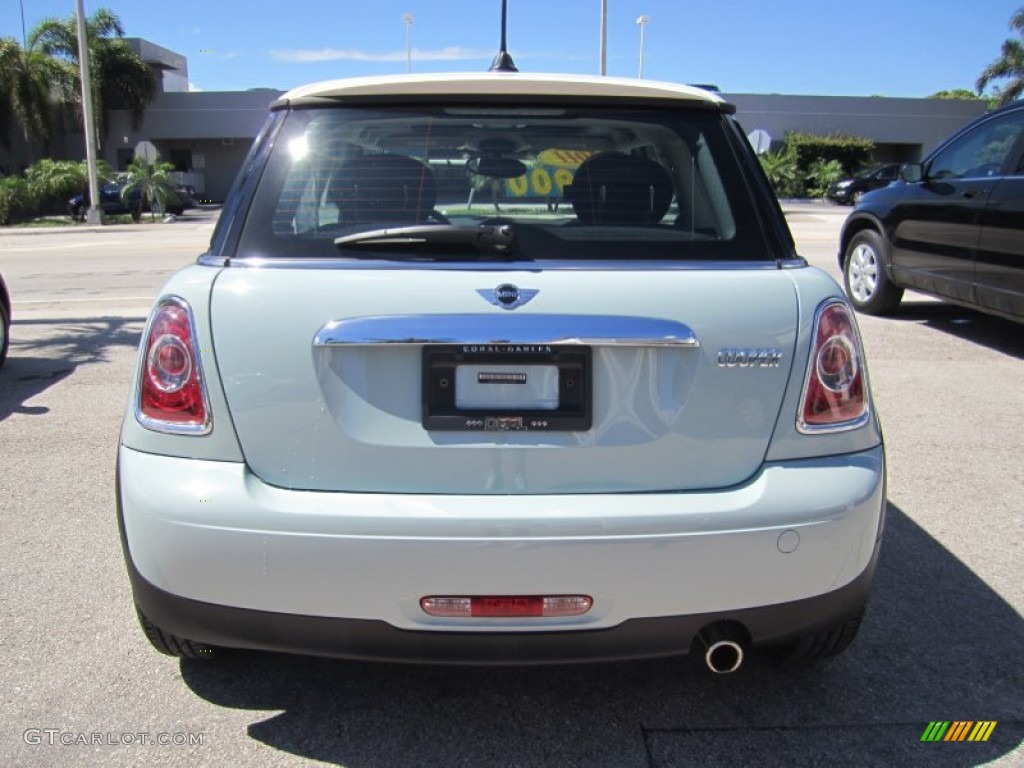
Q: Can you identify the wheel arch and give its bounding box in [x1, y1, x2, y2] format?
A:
[0, 276, 10, 366]
[837, 213, 888, 271]
[0, 276, 10, 320]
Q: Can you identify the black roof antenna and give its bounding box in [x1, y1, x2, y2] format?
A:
[489, 0, 519, 72]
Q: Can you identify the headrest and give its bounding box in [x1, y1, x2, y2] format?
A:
[566, 153, 673, 225]
[331, 154, 437, 224]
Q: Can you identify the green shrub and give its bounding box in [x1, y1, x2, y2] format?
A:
[785, 132, 875, 180]
[758, 150, 803, 198]
[758, 132, 876, 198]
[0, 176, 38, 225]
[24, 158, 117, 215]
[26, 158, 87, 200]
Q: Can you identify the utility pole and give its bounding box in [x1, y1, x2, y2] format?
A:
[76, 0, 102, 226]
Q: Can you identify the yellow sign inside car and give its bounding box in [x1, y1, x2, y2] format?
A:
[506, 150, 592, 198]
[537, 149, 592, 167]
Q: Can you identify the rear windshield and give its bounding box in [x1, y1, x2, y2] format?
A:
[237, 104, 770, 261]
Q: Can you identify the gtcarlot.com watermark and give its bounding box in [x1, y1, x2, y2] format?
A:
[24, 729, 205, 747]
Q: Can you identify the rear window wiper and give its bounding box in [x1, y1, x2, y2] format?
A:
[333, 223, 516, 258]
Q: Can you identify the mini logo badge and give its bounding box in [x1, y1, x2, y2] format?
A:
[477, 284, 539, 311]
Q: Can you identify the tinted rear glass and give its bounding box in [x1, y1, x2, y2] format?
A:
[238, 104, 770, 261]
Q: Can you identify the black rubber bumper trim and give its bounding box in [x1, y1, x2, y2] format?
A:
[124, 554, 877, 665]
[116, 461, 882, 665]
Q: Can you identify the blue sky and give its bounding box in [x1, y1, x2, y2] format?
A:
[2, 0, 1021, 97]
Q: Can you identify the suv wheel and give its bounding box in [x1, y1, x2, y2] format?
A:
[843, 230, 903, 315]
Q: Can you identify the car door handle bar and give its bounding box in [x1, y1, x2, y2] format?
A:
[313, 314, 701, 348]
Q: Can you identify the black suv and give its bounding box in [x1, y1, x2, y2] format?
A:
[839, 101, 1024, 323]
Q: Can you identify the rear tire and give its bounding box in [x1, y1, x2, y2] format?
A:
[136, 607, 219, 659]
[843, 229, 903, 315]
[774, 611, 864, 660]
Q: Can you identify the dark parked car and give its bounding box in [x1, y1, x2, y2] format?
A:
[839, 101, 1024, 323]
[0, 270, 10, 369]
[173, 184, 197, 209]
[68, 182, 185, 221]
[827, 164, 902, 205]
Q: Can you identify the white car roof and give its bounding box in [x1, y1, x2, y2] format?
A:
[273, 72, 729, 110]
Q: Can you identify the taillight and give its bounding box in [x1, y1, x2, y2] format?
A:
[136, 297, 210, 434]
[797, 300, 869, 433]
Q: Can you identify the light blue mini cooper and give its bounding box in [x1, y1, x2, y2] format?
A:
[117, 69, 885, 673]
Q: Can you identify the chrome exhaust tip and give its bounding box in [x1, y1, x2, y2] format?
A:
[698, 624, 747, 674]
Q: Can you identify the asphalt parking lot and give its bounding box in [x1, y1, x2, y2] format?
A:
[0, 205, 1021, 767]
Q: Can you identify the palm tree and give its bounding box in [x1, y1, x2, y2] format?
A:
[120, 154, 176, 220]
[29, 8, 155, 141]
[0, 36, 76, 156]
[977, 8, 1024, 106]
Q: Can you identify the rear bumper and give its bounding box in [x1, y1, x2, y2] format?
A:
[124, 551, 879, 664]
[117, 444, 885, 662]
[826, 188, 854, 205]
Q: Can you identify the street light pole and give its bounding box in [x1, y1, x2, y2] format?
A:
[599, 0, 607, 75]
[76, 0, 102, 226]
[403, 13, 414, 74]
[636, 14, 649, 78]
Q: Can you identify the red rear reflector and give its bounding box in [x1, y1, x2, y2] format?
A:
[474, 596, 544, 617]
[420, 595, 592, 618]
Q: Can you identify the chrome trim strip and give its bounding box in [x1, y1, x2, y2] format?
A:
[197, 253, 229, 267]
[797, 410, 871, 435]
[222, 257, 806, 271]
[134, 295, 213, 436]
[313, 314, 700, 348]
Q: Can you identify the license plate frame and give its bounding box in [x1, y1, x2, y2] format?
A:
[422, 344, 592, 432]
